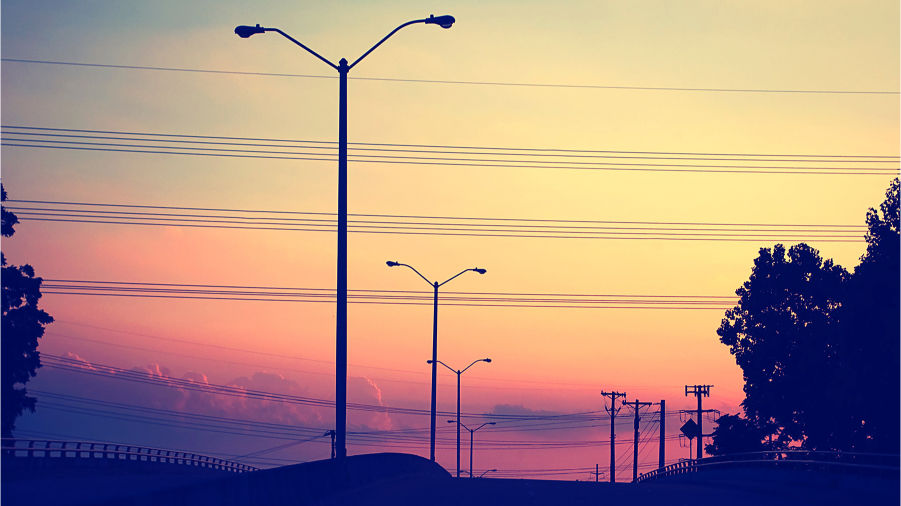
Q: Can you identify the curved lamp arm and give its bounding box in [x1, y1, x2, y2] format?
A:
[473, 422, 496, 432]
[449, 419, 472, 432]
[350, 19, 421, 69]
[235, 25, 338, 70]
[428, 359, 456, 374]
[387, 261, 433, 286]
[350, 14, 455, 69]
[460, 358, 491, 374]
[438, 267, 486, 288]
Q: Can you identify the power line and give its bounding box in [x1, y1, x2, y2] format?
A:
[5, 125, 899, 159]
[3, 200, 868, 242]
[39, 353, 609, 423]
[3, 58, 899, 95]
[7, 130, 899, 163]
[36, 278, 737, 310]
[4, 136, 897, 172]
[3, 126, 897, 175]
[3, 199, 869, 227]
[4, 142, 895, 176]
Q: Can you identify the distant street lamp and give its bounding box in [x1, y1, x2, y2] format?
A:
[235, 14, 455, 461]
[386, 261, 486, 461]
[448, 420, 495, 478]
[429, 358, 492, 477]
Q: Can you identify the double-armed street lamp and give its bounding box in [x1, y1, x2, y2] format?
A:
[429, 358, 492, 477]
[448, 420, 495, 478]
[235, 14, 455, 461]
[386, 261, 486, 461]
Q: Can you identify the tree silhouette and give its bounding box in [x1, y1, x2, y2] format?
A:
[713, 178, 900, 453]
[837, 178, 899, 452]
[1, 184, 53, 438]
[705, 414, 768, 456]
[717, 243, 847, 449]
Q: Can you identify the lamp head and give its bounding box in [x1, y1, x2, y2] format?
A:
[473, 268, 487, 274]
[425, 14, 455, 29]
[426, 359, 434, 364]
[488, 422, 496, 426]
[235, 24, 265, 38]
[386, 261, 399, 267]
[483, 358, 492, 363]
[447, 419, 456, 424]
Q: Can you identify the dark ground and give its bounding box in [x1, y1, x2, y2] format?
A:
[3, 452, 898, 506]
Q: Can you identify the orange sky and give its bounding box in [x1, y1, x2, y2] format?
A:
[2, 0, 898, 480]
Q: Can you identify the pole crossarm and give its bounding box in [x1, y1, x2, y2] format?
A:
[685, 384, 714, 460]
[601, 390, 627, 483]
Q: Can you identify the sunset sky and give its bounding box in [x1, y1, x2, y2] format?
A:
[2, 0, 898, 480]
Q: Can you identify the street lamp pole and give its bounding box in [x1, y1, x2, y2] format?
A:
[387, 261, 486, 462]
[430, 358, 492, 477]
[449, 420, 495, 478]
[235, 15, 455, 461]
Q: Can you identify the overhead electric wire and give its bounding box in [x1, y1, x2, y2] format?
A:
[5, 125, 899, 159]
[2, 126, 897, 175]
[35, 277, 737, 310]
[39, 353, 608, 422]
[4, 142, 895, 176]
[6, 130, 898, 163]
[3, 198, 870, 228]
[3, 58, 899, 95]
[5, 135, 898, 172]
[3, 198, 869, 243]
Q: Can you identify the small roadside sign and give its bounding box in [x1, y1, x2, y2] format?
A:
[680, 419, 699, 439]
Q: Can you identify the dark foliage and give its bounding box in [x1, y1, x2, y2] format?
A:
[705, 414, 767, 456]
[714, 178, 899, 453]
[838, 178, 899, 452]
[1, 184, 53, 438]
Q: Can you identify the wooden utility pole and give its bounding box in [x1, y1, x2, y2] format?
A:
[622, 399, 652, 483]
[684, 385, 713, 460]
[657, 399, 665, 470]
[601, 390, 627, 483]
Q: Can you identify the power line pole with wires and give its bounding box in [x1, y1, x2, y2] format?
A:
[324, 430, 336, 459]
[657, 399, 665, 470]
[622, 399, 652, 483]
[684, 384, 713, 460]
[601, 390, 627, 483]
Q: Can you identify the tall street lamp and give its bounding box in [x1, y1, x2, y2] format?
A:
[235, 14, 455, 461]
[386, 261, 486, 461]
[429, 358, 491, 477]
[448, 420, 495, 478]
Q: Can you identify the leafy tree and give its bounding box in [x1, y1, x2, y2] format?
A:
[838, 178, 899, 452]
[713, 178, 900, 453]
[1, 184, 53, 438]
[705, 414, 767, 456]
[716, 243, 847, 450]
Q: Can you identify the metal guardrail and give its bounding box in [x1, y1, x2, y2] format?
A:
[1, 439, 259, 473]
[637, 450, 900, 483]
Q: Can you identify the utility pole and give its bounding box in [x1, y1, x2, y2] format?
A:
[657, 400, 665, 470]
[324, 430, 336, 459]
[591, 464, 604, 482]
[622, 399, 652, 483]
[601, 390, 626, 483]
[684, 385, 713, 460]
